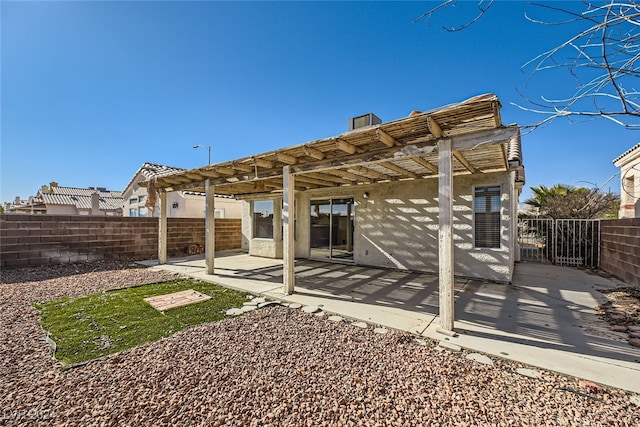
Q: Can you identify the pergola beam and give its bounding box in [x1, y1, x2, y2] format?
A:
[303, 145, 325, 160]
[453, 150, 480, 174]
[428, 117, 443, 138]
[214, 166, 236, 175]
[276, 152, 298, 165]
[410, 156, 438, 174]
[253, 157, 274, 169]
[335, 138, 358, 155]
[232, 162, 254, 173]
[379, 161, 418, 179]
[377, 128, 397, 147]
[351, 166, 391, 181]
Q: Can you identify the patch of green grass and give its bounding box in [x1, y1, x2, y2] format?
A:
[35, 279, 248, 367]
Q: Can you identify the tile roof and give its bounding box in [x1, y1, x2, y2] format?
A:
[123, 163, 186, 194]
[39, 186, 124, 211]
[613, 142, 640, 164]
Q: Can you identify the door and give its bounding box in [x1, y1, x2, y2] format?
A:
[309, 198, 354, 260]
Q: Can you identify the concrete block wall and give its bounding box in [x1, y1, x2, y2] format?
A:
[0, 215, 242, 268]
[600, 218, 640, 287]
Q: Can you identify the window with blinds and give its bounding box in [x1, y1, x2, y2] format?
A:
[474, 186, 501, 248]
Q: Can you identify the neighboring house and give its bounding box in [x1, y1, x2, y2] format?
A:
[16, 185, 125, 216]
[122, 162, 241, 218]
[4, 195, 47, 214]
[613, 143, 640, 218]
[146, 94, 525, 285]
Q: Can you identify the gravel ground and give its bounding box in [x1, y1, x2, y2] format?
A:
[1, 262, 639, 426]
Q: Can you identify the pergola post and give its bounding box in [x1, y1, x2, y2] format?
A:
[158, 190, 167, 265]
[283, 166, 295, 295]
[205, 179, 215, 275]
[438, 138, 455, 331]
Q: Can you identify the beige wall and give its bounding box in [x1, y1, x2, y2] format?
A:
[46, 205, 78, 215]
[243, 171, 518, 282]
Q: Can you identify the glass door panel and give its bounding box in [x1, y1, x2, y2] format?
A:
[310, 200, 331, 259]
[309, 198, 354, 261]
[331, 198, 354, 260]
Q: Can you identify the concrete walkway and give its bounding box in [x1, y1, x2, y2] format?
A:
[140, 252, 640, 393]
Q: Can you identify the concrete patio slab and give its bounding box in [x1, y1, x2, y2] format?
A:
[140, 252, 640, 393]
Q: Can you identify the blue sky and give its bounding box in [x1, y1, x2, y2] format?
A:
[1, 1, 636, 204]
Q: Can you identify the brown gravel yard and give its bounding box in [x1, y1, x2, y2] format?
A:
[1, 262, 638, 426]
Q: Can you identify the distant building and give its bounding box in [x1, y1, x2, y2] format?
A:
[5, 184, 124, 216]
[122, 162, 241, 218]
[613, 143, 640, 218]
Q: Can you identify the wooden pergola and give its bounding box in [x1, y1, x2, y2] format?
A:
[143, 94, 522, 331]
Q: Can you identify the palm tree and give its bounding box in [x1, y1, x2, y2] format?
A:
[525, 184, 619, 219]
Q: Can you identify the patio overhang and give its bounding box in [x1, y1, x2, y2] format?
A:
[141, 94, 521, 197]
[144, 93, 522, 333]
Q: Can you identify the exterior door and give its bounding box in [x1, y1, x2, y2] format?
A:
[309, 198, 354, 260]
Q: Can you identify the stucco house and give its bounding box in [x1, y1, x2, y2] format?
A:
[613, 143, 640, 218]
[144, 94, 524, 331]
[122, 163, 241, 218]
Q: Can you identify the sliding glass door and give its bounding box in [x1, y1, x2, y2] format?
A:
[309, 198, 354, 260]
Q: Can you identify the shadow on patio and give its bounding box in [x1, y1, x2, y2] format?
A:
[143, 252, 640, 392]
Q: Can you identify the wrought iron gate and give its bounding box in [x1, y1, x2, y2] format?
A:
[517, 218, 601, 268]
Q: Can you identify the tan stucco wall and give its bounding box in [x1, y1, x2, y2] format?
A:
[243, 171, 517, 282]
[46, 205, 78, 215]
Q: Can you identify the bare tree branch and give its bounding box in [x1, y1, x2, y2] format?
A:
[416, 1, 640, 129]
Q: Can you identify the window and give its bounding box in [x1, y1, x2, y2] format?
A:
[129, 198, 138, 205]
[129, 208, 138, 217]
[138, 206, 148, 217]
[474, 186, 501, 248]
[253, 200, 274, 239]
[139, 195, 146, 203]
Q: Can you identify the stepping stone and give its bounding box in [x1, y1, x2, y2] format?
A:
[414, 339, 428, 346]
[612, 325, 628, 332]
[288, 303, 302, 309]
[516, 368, 541, 379]
[258, 301, 281, 309]
[302, 305, 320, 314]
[628, 325, 640, 332]
[466, 353, 494, 366]
[240, 305, 258, 313]
[315, 311, 325, 318]
[252, 297, 266, 304]
[629, 338, 640, 348]
[352, 321, 368, 329]
[630, 395, 640, 407]
[225, 308, 243, 316]
[243, 301, 259, 306]
[438, 341, 461, 352]
[328, 315, 344, 322]
[629, 332, 640, 338]
[373, 327, 388, 334]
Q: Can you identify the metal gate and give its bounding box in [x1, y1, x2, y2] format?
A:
[517, 218, 601, 268]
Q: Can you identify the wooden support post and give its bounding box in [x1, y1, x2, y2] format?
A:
[283, 166, 295, 295]
[158, 190, 168, 264]
[205, 179, 215, 275]
[438, 139, 455, 331]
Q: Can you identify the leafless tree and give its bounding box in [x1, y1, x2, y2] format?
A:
[416, 1, 640, 129]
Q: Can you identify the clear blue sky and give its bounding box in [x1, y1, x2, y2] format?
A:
[1, 1, 636, 204]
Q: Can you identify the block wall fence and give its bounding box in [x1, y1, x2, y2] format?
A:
[0, 214, 242, 268]
[600, 218, 640, 288]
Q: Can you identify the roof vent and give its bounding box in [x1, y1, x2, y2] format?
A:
[349, 113, 381, 131]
